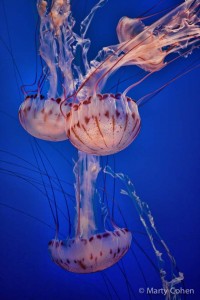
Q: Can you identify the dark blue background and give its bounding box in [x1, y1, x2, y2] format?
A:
[0, 0, 199, 299]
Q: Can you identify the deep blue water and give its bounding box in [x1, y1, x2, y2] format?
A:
[0, 0, 200, 299]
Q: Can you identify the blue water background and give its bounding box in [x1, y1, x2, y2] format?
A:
[0, 0, 199, 299]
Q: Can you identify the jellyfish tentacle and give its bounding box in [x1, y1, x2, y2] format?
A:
[74, 0, 200, 99]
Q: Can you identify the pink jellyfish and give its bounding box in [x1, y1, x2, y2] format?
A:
[18, 0, 74, 141]
[19, 95, 67, 141]
[48, 152, 132, 273]
[64, 0, 200, 155]
[18, 0, 200, 153]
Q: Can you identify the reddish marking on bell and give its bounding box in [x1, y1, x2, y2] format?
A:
[97, 234, 102, 239]
[127, 97, 131, 102]
[78, 260, 87, 270]
[22, 108, 27, 115]
[25, 95, 31, 100]
[85, 117, 90, 124]
[89, 237, 94, 242]
[132, 113, 135, 119]
[95, 117, 108, 148]
[102, 94, 108, 99]
[110, 94, 115, 98]
[73, 104, 79, 111]
[133, 120, 141, 137]
[103, 233, 110, 238]
[116, 231, 121, 237]
[116, 110, 120, 118]
[67, 129, 70, 137]
[49, 110, 53, 115]
[112, 116, 115, 132]
[118, 113, 128, 145]
[83, 98, 91, 105]
[77, 121, 80, 128]
[90, 254, 93, 260]
[110, 249, 113, 254]
[66, 112, 71, 119]
[41, 108, 45, 114]
[71, 127, 87, 147]
[56, 98, 61, 104]
[27, 106, 31, 111]
[97, 94, 103, 100]
[105, 111, 109, 118]
[124, 228, 129, 232]
[100, 251, 103, 256]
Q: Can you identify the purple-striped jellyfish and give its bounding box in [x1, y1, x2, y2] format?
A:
[19, 95, 67, 141]
[64, 0, 200, 155]
[18, 0, 73, 142]
[48, 152, 132, 273]
[18, 0, 200, 155]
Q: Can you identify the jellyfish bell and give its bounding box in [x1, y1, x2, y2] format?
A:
[19, 94, 68, 141]
[49, 228, 132, 273]
[64, 93, 141, 155]
[48, 151, 132, 273]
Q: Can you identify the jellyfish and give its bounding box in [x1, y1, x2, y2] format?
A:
[18, 0, 108, 142]
[18, 0, 200, 155]
[16, 0, 200, 275]
[49, 151, 132, 273]
[1, 0, 199, 298]
[0, 141, 187, 297]
[19, 95, 67, 141]
[63, 0, 200, 155]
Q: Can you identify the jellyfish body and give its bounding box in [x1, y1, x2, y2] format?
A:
[48, 152, 132, 273]
[49, 228, 131, 273]
[19, 95, 68, 141]
[65, 93, 141, 155]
